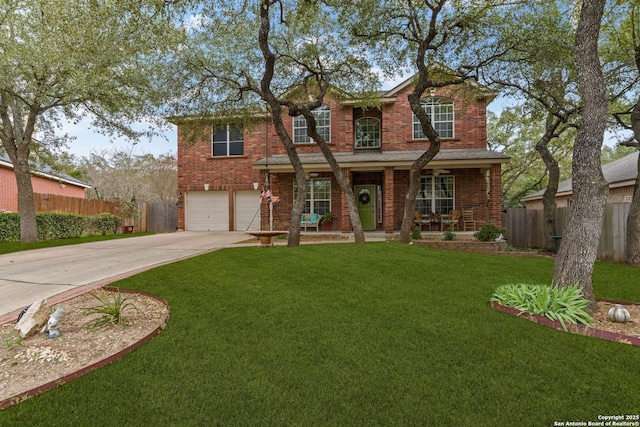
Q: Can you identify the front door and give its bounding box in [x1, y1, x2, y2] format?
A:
[355, 185, 376, 230]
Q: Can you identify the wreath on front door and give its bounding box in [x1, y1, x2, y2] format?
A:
[358, 188, 371, 205]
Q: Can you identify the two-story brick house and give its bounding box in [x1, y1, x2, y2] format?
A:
[172, 75, 508, 233]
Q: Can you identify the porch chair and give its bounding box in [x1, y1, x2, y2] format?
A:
[441, 209, 460, 231]
[462, 209, 478, 231]
[413, 210, 431, 231]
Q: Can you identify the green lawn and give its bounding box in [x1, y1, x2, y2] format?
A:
[2, 242, 639, 426]
[0, 233, 152, 255]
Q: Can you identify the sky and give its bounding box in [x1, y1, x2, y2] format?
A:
[60, 118, 177, 159]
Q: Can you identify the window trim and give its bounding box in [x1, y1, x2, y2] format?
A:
[293, 105, 331, 144]
[293, 178, 331, 215]
[354, 117, 381, 149]
[415, 175, 455, 215]
[212, 124, 244, 157]
[412, 97, 454, 140]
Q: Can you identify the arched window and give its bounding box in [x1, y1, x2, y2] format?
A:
[412, 97, 454, 139]
[355, 117, 381, 148]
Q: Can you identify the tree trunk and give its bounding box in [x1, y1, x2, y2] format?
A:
[399, 147, 439, 243]
[553, 0, 608, 309]
[535, 115, 562, 252]
[625, 99, 640, 265]
[398, 74, 442, 243]
[304, 114, 365, 242]
[270, 106, 306, 247]
[13, 157, 39, 242]
[626, 151, 640, 265]
[258, 0, 308, 247]
[0, 95, 39, 242]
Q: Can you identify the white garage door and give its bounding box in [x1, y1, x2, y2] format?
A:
[185, 191, 229, 231]
[235, 190, 261, 231]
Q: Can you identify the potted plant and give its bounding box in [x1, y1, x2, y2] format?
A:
[320, 212, 333, 231]
[120, 200, 139, 234]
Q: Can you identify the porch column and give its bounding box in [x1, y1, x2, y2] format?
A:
[384, 167, 395, 233]
[489, 164, 503, 226]
[340, 167, 352, 233]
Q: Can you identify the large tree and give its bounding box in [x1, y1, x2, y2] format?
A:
[341, 0, 518, 243]
[0, 0, 181, 241]
[552, 0, 609, 308]
[77, 147, 177, 203]
[487, 106, 573, 209]
[609, 0, 640, 266]
[481, 1, 581, 250]
[171, 0, 378, 245]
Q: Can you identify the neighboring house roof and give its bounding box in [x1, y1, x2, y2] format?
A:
[521, 151, 639, 202]
[0, 155, 91, 189]
[253, 148, 509, 172]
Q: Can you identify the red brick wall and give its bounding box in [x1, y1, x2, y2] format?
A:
[177, 123, 265, 229]
[380, 86, 488, 152]
[0, 167, 18, 211]
[260, 86, 488, 156]
[1, 166, 86, 212]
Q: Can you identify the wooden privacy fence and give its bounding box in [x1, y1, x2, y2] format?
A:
[34, 193, 122, 216]
[33, 193, 177, 234]
[503, 203, 631, 263]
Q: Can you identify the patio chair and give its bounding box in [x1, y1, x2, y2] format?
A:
[462, 209, 478, 231]
[413, 210, 431, 231]
[441, 209, 460, 231]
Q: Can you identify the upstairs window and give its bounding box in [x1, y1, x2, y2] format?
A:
[355, 117, 381, 149]
[412, 97, 454, 139]
[212, 124, 244, 157]
[293, 105, 331, 144]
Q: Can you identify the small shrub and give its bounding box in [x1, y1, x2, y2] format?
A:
[83, 289, 140, 330]
[442, 227, 455, 241]
[0, 212, 21, 241]
[87, 212, 120, 235]
[490, 283, 594, 330]
[411, 227, 422, 240]
[474, 221, 505, 242]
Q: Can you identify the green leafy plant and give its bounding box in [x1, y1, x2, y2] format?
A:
[474, 221, 505, 242]
[490, 283, 594, 330]
[319, 212, 333, 225]
[411, 226, 422, 240]
[83, 289, 140, 330]
[3, 333, 23, 350]
[442, 227, 456, 241]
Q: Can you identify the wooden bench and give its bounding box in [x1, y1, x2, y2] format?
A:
[301, 213, 320, 231]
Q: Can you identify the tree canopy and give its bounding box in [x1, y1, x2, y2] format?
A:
[0, 0, 184, 241]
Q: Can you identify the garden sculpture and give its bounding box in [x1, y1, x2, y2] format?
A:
[46, 305, 64, 338]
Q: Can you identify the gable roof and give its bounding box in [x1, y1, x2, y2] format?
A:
[521, 151, 639, 202]
[383, 65, 498, 102]
[0, 156, 91, 189]
[169, 66, 499, 122]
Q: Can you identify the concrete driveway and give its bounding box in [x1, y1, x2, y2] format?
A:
[0, 232, 249, 322]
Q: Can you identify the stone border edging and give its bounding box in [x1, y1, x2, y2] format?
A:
[0, 287, 170, 411]
[490, 299, 640, 346]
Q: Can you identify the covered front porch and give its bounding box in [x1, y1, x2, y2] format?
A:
[253, 149, 507, 233]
